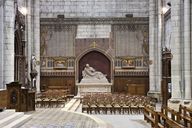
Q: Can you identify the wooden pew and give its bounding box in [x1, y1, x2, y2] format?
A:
[143, 105, 158, 127]
[179, 105, 192, 127]
[156, 112, 167, 128]
[161, 107, 185, 128]
[144, 106, 185, 128]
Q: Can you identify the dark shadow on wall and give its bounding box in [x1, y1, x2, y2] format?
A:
[78, 50, 111, 83]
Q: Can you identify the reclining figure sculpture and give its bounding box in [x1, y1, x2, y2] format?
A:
[80, 64, 109, 83]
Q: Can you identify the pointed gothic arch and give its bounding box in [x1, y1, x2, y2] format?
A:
[76, 48, 113, 83]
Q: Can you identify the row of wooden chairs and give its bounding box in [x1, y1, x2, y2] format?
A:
[144, 105, 192, 128]
[35, 89, 73, 108]
[81, 93, 156, 114]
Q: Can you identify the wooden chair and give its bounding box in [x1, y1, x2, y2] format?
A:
[82, 99, 90, 113]
[123, 97, 131, 114]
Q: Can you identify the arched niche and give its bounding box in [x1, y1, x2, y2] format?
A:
[78, 50, 111, 83]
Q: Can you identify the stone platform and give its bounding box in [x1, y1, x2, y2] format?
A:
[76, 83, 112, 96]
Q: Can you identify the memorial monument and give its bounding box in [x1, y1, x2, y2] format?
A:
[76, 64, 112, 96]
[80, 64, 109, 83]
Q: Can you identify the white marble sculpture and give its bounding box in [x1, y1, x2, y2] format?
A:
[80, 64, 109, 83]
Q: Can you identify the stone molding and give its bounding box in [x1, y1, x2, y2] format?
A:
[115, 70, 148, 76]
[41, 71, 75, 76]
[40, 17, 149, 25]
[168, 99, 192, 111]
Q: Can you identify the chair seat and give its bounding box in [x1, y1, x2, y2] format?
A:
[90, 105, 97, 107]
[98, 104, 105, 107]
[106, 104, 112, 108]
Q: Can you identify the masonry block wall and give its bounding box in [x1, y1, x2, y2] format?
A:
[40, 0, 149, 18]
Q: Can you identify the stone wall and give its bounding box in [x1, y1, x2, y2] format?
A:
[3, 0, 15, 88]
[76, 25, 111, 39]
[0, 2, 3, 88]
[40, 0, 149, 18]
[164, 16, 171, 49]
[17, 0, 25, 10]
[171, 0, 182, 99]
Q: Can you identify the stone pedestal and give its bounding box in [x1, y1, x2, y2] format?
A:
[76, 83, 112, 97]
[147, 91, 162, 102]
[168, 99, 192, 111]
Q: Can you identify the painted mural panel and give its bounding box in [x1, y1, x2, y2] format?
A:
[113, 25, 149, 57]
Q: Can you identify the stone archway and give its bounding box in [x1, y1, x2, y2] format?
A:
[78, 50, 111, 83]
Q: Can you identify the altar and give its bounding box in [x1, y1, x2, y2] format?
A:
[76, 83, 112, 96]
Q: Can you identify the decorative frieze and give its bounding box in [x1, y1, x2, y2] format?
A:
[41, 71, 75, 77]
[40, 17, 149, 26]
[113, 24, 148, 31]
[115, 56, 149, 68]
[114, 70, 148, 77]
[40, 56, 75, 70]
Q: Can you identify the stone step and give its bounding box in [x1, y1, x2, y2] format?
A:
[0, 112, 24, 127]
[0, 109, 16, 120]
[70, 99, 81, 112]
[3, 115, 31, 128]
[62, 98, 78, 111]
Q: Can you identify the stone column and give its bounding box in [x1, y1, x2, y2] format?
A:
[0, 1, 4, 88]
[156, 0, 162, 92]
[148, 0, 162, 100]
[3, 0, 15, 86]
[148, 0, 162, 101]
[26, 0, 32, 88]
[184, 0, 191, 100]
[34, 0, 40, 93]
[170, 0, 182, 99]
[149, 0, 156, 92]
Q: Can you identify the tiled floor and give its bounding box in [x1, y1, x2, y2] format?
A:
[76, 104, 150, 128]
[19, 99, 151, 128]
[93, 115, 150, 128]
[20, 108, 99, 128]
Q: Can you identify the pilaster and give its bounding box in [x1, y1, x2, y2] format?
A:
[149, 0, 156, 92]
[167, 0, 192, 110]
[148, 0, 162, 101]
[156, 0, 162, 92]
[184, 0, 191, 100]
[0, 1, 4, 88]
[34, 0, 40, 93]
[3, 0, 15, 87]
[26, 0, 32, 87]
[170, 0, 182, 99]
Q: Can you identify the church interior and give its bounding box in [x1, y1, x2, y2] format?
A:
[0, 0, 192, 127]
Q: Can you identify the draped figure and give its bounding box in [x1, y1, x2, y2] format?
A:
[80, 64, 109, 83]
